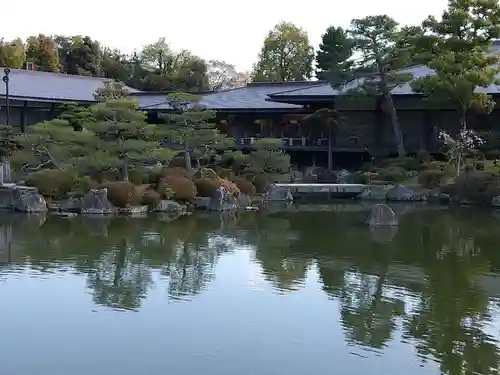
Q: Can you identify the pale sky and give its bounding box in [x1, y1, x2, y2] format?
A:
[3, 0, 448, 72]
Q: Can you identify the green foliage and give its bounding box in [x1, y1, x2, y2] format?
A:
[0, 38, 26, 68]
[25, 34, 61, 72]
[252, 22, 314, 81]
[375, 166, 408, 183]
[348, 15, 412, 156]
[452, 171, 500, 204]
[24, 169, 76, 199]
[242, 171, 272, 193]
[411, 0, 500, 126]
[418, 169, 446, 188]
[315, 26, 354, 85]
[160, 93, 232, 171]
[55, 35, 101, 76]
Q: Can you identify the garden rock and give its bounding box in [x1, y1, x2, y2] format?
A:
[154, 200, 186, 214]
[358, 185, 390, 200]
[15, 190, 47, 212]
[492, 196, 500, 207]
[193, 196, 211, 210]
[386, 184, 425, 201]
[365, 204, 398, 226]
[81, 188, 114, 214]
[336, 169, 353, 183]
[59, 197, 83, 213]
[265, 185, 293, 202]
[237, 194, 252, 207]
[209, 187, 238, 211]
[116, 205, 148, 216]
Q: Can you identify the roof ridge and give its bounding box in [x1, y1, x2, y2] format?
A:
[0, 67, 117, 82]
[268, 82, 331, 96]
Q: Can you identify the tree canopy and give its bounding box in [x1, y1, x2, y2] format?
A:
[315, 26, 354, 85]
[252, 22, 314, 82]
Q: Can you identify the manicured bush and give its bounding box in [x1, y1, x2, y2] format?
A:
[194, 178, 221, 197]
[221, 178, 240, 196]
[161, 167, 191, 179]
[381, 157, 421, 171]
[376, 167, 407, 183]
[416, 149, 432, 163]
[158, 175, 197, 202]
[422, 161, 448, 171]
[128, 168, 148, 185]
[485, 149, 500, 160]
[140, 188, 161, 206]
[25, 169, 75, 200]
[451, 171, 500, 204]
[105, 181, 140, 207]
[231, 176, 256, 196]
[474, 161, 485, 171]
[218, 168, 235, 179]
[418, 170, 445, 188]
[242, 172, 271, 193]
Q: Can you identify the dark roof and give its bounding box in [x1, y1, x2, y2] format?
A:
[0, 68, 139, 102]
[133, 81, 322, 111]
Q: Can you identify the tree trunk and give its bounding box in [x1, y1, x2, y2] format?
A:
[327, 127, 333, 171]
[456, 112, 467, 177]
[376, 61, 406, 157]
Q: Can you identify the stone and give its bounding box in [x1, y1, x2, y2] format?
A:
[365, 204, 398, 226]
[153, 200, 186, 214]
[358, 185, 389, 200]
[209, 187, 238, 211]
[386, 184, 425, 202]
[193, 196, 211, 210]
[81, 188, 114, 215]
[492, 196, 500, 207]
[15, 190, 47, 212]
[59, 197, 83, 213]
[237, 194, 252, 207]
[336, 169, 352, 183]
[265, 185, 294, 202]
[52, 212, 78, 218]
[427, 189, 451, 203]
[116, 205, 148, 216]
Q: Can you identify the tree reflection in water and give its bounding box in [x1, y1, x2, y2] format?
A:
[2, 208, 500, 374]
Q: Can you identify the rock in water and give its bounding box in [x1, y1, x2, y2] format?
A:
[209, 187, 238, 211]
[358, 185, 390, 200]
[386, 184, 425, 201]
[365, 204, 398, 226]
[15, 190, 47, 212]
[81, 188, 114, 214]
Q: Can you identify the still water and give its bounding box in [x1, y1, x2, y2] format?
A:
[1, 205, 500, 375]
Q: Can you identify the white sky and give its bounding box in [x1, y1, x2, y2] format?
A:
[3, 0, 448, 72]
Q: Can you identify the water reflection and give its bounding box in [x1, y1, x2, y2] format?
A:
[1, 208, 500, 374]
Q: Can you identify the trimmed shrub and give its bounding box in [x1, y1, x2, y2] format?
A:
[376, 167, 407, 183]
[194, 178, 221, 197]
[221, 178, 240, 196]
[418, 170, 445, 188]
[416, 149, 432, 163]
[218, 168, 235, 179]
[128, 168, 148, 185]
[474, 161, 485, 171]
[451, 171, 500, 203]
[158, 175, 197, 202]
[231, 176, 256, 196]
[485, 149, 500, 160]
[161, 167, 191, 179]
[242, 172, 271, 193]
[381, 157, 421, 171]
[105, 181, 140, 208]
[141, 189, 161, 206]
[25, 169, 75, 200]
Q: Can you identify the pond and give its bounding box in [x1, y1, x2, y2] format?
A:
[1, 205, 500, 375]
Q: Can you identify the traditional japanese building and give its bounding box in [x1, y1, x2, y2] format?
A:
[3, 63, 500, 168]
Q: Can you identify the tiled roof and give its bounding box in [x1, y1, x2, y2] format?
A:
[269, 83, 339, 97]
[0, 68, 139, 102]
[133, 81, 321, 110]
